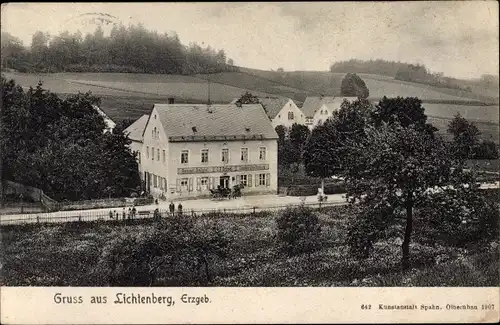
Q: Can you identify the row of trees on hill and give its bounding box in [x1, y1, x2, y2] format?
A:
[0, 76, 141, 201]
[1, 24, 237, 74]
[299, 96, 497, 269]
[329, 59, 472, 91]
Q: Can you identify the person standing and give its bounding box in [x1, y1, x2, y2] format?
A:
[177, 203, 183, 216]
[169, 201, 175, 216]
[131, 206, 136, 219]
[122, 207, 126, 220]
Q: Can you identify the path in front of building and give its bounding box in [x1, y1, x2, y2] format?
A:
[0, 193, 348, 224]
[2, 181, 497, 224]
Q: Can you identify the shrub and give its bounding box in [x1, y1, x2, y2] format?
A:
[93, 214, 233, 286]
[414, 189, 499, 247]
[275, 205, 322, 256]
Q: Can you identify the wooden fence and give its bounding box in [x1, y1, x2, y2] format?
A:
[0, 201, 346, 226]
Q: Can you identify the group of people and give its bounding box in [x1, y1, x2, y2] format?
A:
[169, 201, 183, 215]
[109, 206, 137, 220]
[107, 201, 185, 221]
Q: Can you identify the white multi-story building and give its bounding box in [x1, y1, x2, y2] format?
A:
[135, 103, 278, 199]
[301, 96, 357, 129]
[231, 97, 306, 128]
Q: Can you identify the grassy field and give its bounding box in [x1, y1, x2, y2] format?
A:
[6, 69, 498, 107]
[240, 67, 499, 103]
[3, 70, 498, 141]
[1, 205, 498, 287]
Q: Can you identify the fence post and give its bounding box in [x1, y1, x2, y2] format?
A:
[78, 215, 82, 222]
[36, 215, 40, 224]
[191, 209, 194, 217]
[253, 207, 256, 215]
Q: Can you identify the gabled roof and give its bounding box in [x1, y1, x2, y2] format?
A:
[258, 97, 293, 119]
[322, 97, 358, 111]
[301, 96, 336, 118]
[124, 114, 149, 142]
[153, 104, 278, 142]
[230, 97, 293, 119]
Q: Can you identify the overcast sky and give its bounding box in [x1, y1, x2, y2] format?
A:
[1, 2, 498, 79]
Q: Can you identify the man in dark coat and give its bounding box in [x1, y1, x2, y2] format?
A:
[169, 202, 175, 216]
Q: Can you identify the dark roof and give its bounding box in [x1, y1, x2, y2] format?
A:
[124, 114, 149, 142]
[230, 96, 294, 119]
[301, 96, 336, 118]
[259, 97, 293, 119]
[153, 104, 278, 142]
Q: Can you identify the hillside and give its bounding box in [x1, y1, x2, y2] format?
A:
[240, 67, 499, 104]
[3, 69, 498, 143]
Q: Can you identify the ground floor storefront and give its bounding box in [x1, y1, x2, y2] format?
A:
[143, 168, 277, 200]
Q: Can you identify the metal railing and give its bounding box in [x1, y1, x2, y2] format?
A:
[0, 201, 346, 226]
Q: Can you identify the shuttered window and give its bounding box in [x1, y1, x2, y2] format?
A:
[181, 150, 189, 164]
[259, 173, 266, 186]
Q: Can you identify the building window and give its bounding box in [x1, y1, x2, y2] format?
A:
[201, 149, 209, 163]
[180, 178, 188, 191]
[153, 175, 157, 188]
[146, 146, 149, 158]
[201, 177, 208, 188]
[259, 147, 266, 161]
[240, 174, 248, 186]
[221, 148, 229, 163]
[157, 148, 160, 161]
[162, 150, 166, 163]
[181, 150, 189, 164]
[306, 117, 313, 125]
[240, 148, 248, 162]
[318, 119, 322, 125]
[259, 173, 266, 186]
[288, 111, 294, 120]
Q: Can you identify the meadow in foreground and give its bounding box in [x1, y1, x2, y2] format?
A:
[1, 205, 497, 287]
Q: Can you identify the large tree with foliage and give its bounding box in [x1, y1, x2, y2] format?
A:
[1, 76, 140, 201]
[340, 73, 369, 99]
[342, 122, 479, 269]
[303, 99, 372, 181]
[372, 97, 437, 134]
[289, 123, 310, 159]
[447, 113, 481, 159]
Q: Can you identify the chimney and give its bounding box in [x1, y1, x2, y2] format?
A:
[168, 97, 175, 104]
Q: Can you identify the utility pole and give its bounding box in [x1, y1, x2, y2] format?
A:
[207, 78, 211, 105]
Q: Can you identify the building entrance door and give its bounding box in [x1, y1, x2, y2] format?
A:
[219, 176, 230, 188]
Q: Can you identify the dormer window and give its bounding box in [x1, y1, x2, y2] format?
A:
[245, 127, 251, 132]
[288, 111, 294, 120]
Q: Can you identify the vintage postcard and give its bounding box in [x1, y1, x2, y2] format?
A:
[0, 1, 499, 324]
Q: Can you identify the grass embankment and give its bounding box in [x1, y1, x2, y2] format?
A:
[1, 205, 497, 287]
